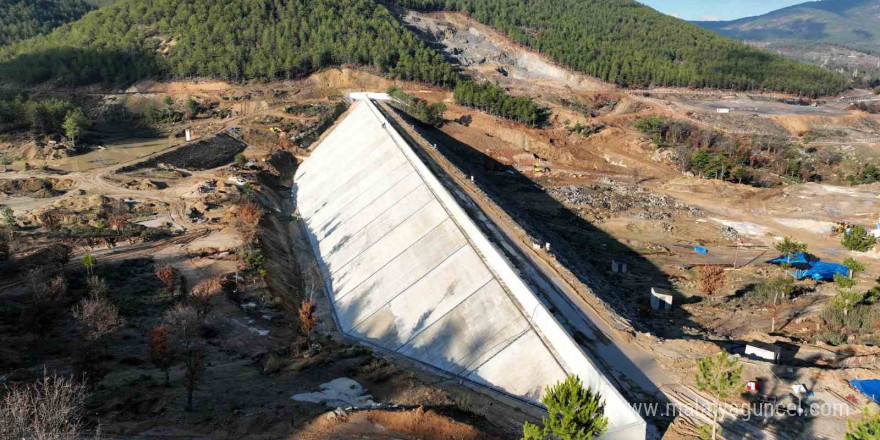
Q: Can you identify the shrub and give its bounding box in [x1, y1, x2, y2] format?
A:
[746, 277, 794, 303]
[835, 273, 857, 289]
[819, 331, 846, 346]
[696, 266, 726, 296]
[845, 409, 880, 440]
[0, 371, 88, 440]
[846, 163, 880, 185]
[299, 299, 318, 350]
[823, 292, 876, 332]
[386, 86, 446, 127]
[844, 258, 866, 277]
[24, 269, 67, 334]
[234, 153, 247, 166]
[263, 353, 287, 375]
[155, 264, 177, 293]
[72, 295, 124, 346]
[842, 225, 877, 252]
[227, 201, 261, 244]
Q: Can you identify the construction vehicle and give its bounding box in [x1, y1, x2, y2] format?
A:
[832, 222, 854, 236]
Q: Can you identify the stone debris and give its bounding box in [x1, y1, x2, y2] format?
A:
[548, 178, 703, 221]
[291, 378, 389, 410]
[718, 224, 740, 241]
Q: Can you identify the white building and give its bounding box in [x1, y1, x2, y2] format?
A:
[745, 342, 782, 363]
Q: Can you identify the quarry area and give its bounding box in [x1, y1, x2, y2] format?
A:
[1, 10, 880, 440]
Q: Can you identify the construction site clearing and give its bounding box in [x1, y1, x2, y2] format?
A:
[0, 15, 879, 439]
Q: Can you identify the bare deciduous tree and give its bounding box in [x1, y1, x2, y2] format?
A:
[0, 232, 9, 261]
[25, 268, 67, 334]
[696, 265, 726, 297]
[71, 295, 124, 381]
[227, 201, 262, 244]
[155, 264, 177, 294]
[164, 304, 204, 411]
[298, 299, 317, 350]
[148, 325, 174, 387]
[0, 371, 88, 440]
[189, 277, 222, 322]
[105, 202, 131, 234]
[72, 296, 124, 344]
[87, 277, 110, 298]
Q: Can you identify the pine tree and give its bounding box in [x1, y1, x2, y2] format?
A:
[695, 351, 743, 440]
[774, 237, 807, 261]
[521, 375, 608, 440]
[845, 410, 880, 440]
[62, 108, 87, 148]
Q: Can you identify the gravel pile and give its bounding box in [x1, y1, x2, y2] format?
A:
[548, 178, 702, 221]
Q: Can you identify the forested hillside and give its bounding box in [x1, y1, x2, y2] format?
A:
[0, 0, 96, 46]
[696, 0, 880, 54]
[389, 0, 848, 96]
[0, 0, 456, 87]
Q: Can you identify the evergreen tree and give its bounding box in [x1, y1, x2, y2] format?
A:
[0, 0, 457, 88]
[842, 226, 877, 252]
[695, 351, 743, 440]
[0, 0, 100, 46]
[389, 0, 847, 96]
[774, 237, 807, 261]
[62, 108, 87, 148]
[454, 81, 544, 126]
[521, 375, 608, 440]
[845, 410, 880, 440]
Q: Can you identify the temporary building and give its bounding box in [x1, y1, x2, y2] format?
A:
[745, 342, 782, 363]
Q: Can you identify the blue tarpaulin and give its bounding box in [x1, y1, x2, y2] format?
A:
[795, 261, 850, 281]
[768, 253, 849, 281]
[768, 253, 811, 265]
[850, 379, 880, 404]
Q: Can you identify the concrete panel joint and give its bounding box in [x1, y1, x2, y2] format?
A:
[294, 100, 646, 440]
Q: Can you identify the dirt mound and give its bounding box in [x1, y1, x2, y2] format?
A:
[0, 177, 74, 198]
[306, 69, 399, 98]
[118, 133, 245, 173]
[295, 407, 496, 440]
[121, 179, 167, 190]
[771, 114, 880, 137]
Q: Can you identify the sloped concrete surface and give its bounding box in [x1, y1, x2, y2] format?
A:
[294, 100, 645, 439]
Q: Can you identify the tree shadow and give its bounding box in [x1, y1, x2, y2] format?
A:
[0, 46, 160, 87]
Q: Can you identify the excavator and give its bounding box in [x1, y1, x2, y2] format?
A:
[831, 221, 854, 236]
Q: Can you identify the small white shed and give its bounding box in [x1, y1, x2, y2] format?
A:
[716, 108, 731, 114]
[650, 287, 673, 311]
[611, 259, 628, 274]
[745, 342, 782, 363]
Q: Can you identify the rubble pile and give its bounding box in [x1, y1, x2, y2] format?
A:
[0, 177, 74, 198]
[718, 224, 740, 241]
[549, 178, 702, 221]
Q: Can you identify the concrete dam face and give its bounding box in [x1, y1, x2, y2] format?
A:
[294, 100, 645, 439]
